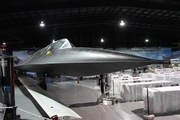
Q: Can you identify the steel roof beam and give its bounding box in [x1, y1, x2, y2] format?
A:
[0, 29, 24, 43]
[2, 16, 179, 31]
[1, 1, 180, 14]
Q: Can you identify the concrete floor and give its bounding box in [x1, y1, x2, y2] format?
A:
[14, 76, 180, 120]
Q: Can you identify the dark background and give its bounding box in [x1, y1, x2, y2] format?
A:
[0, 0, 180, 51]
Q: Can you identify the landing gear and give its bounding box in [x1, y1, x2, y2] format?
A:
[37, 72, 47, 90]
[38, 79, 47, 90]
[115, 99, 118, 103]
[113, 99, 118, 105]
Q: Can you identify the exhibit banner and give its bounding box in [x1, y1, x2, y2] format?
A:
[115, 47, 171, 60]
[171, 50, 180, 59]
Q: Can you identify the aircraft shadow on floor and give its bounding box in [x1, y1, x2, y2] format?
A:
[69, 102, 98, 108]
[132, 108, 145, 119]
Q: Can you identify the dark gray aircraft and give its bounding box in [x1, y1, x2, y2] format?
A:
[15, 38, 169, 77]
[14, 38, 170, 118]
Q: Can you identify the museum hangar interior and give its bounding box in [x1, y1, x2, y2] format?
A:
[0, 0, 180, 120]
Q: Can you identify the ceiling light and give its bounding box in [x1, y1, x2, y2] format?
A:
[145, 39, 149, 42]
[40, 21, 45, 27]
[101, 38, 104, 43]
[2, 42, 6, 45]
[120, 20, 125, 26]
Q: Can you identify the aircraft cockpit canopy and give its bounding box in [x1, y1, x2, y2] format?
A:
[40, 38, 75, 55]
[43, 38, 75, 52]
[53, 38, 75, 49]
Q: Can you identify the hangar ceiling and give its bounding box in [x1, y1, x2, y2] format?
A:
[0, 0, 180, 51]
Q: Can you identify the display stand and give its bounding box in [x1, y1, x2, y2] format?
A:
[97, 75, 118, 105]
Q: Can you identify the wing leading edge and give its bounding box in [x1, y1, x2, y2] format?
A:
[15, 38, 170, 76]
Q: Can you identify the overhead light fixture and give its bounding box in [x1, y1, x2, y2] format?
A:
[145, 39, 149, 42]
[52, 39, 55, 43]
[120, 20, 125, 26]
[101, 38, 104, 43]
[40, 21, 45, 27]
[2, 42, 6, 45]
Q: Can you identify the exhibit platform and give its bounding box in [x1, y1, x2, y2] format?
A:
[11, 76, 180, 120]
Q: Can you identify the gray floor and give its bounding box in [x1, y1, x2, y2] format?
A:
[15, 76, 180, 120]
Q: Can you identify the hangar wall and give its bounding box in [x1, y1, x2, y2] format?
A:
[115, 47, 171, 60]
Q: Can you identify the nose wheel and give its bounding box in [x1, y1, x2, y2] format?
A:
[112, 99, 118, 105]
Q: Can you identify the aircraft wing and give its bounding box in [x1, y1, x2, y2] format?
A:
[18, 75, 81, 119]
[15, 48, 169, 77]
[15, 38, 170, 76]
